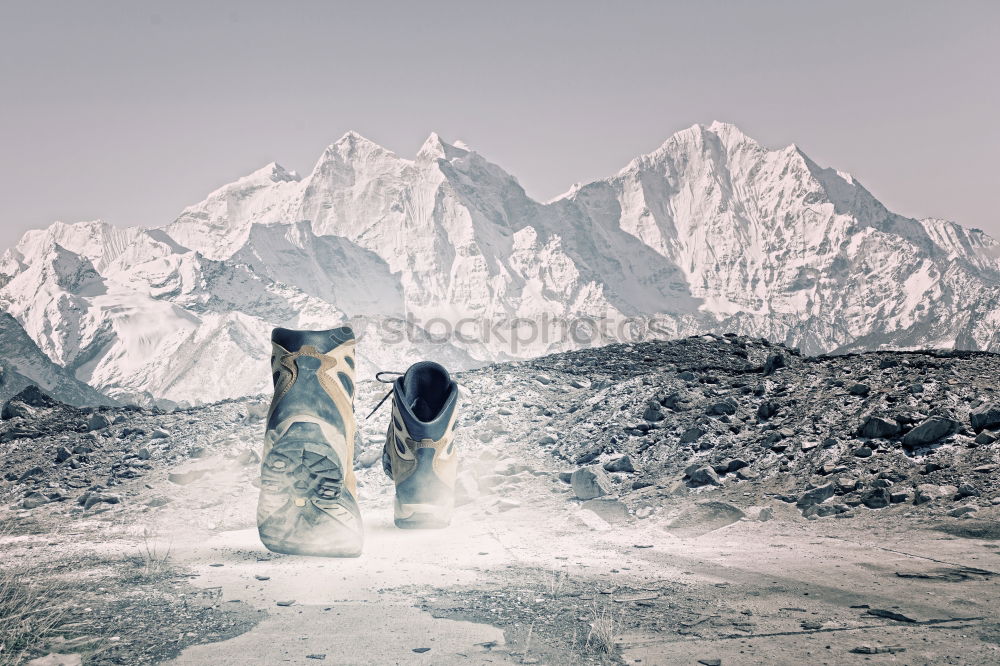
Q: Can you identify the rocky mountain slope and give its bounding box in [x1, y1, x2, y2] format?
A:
[3, 122, 999, 404]
[0, 313, 115, 408]
[3, 337, 998, 665]
[2, 335, 997, 524]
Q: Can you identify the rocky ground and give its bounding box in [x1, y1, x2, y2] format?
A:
[1, 335, 998, 664]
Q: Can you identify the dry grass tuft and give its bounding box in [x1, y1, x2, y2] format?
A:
[0, 524, 70, 665]
[586, 601, 621, 655]
[135, 527, 172, 580]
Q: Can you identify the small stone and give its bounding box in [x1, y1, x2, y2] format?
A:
[949, 505, 977, 517]
[18, 465, 44, 481]
[643, 403, 664, 422]
[680, 426, 706, 443]
[687, 466, 723, 487]
[853, 446, 873, 458]
[412, 648, 431, 654]
[756, 401, 779, 420]
[956, 483, 979, 498]
[848, 383, 870, 396]
[570, 466, 613, 500]
[889, 489, 913, 504]
[836, 477, 857, 493]
[305, 655, 326, 661]
[857, 416, 900, 439]
[706, 400, 737, 416]
[697, 659, 722, 666]
[276, 600, 295, 607]
[255, 575, 270, 581]
[970, 403, 1000, 432]
[974, 431, 997, 445]
[137, 447, 151, 460]
[758, 507, 774, 521]
[903, 416, 960, 448]
[537, 434, 557, 445]
[797, 483, 835, 509]
[22, 492, 50, 510]
[54, 446, 73, 463]
[603, 456, 635, 473]
[83, 493, 120, 510]
[862, 488, 891, 509]
[85, 413, 111, 431]
[914, 484, 958, 504]
[763, 352, 786, 376]
[149, 428, 170, 439]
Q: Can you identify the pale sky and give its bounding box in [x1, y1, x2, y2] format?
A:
[2, 0, 998, 251]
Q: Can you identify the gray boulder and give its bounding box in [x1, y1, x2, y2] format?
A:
[858, 416, 900, 439]
[903, 417, 960, 448]
[570, 466, 613, 500]
[970, 404, 1000, 432]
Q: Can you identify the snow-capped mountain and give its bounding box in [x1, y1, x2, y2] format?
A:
[0, 312, 116, 408]
[4, 122, 999, 404]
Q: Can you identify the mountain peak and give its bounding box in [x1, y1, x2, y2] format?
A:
[417, 132, 469, 162]
[251, 162, 300, 183]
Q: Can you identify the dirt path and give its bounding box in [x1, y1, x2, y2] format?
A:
[149, 465, 1000, 666]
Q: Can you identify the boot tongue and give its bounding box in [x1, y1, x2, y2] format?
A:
[272, 326, 354, 353]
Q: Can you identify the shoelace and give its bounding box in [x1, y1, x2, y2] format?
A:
[364, 370, 403, 420]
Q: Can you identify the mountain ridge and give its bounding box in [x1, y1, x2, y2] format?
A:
[3, 122, 998, 404]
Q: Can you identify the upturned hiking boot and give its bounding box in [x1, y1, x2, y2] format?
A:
[378, 362, 459, 529]
[257, 326, 363, 557]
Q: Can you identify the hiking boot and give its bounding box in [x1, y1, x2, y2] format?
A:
[380, 362, 459, 529]
[257, 326, 363, 557]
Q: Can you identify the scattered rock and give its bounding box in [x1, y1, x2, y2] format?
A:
[603, 455, 635, 473]
[903, 416, 960, 448]
[570, 466, 613, 500]
[861, 488, 891, 509]
[756, 401, 779, 420]
[797, 483, 835, 509]
[857, 415, 900, 439]
[22, 491, 51, 510]
[86, 413, 111, 431]
[848, 383, 870, 396]
[763, 352, 786, 376]
[914, 484, 958, 504]
[970, 403, 1000, 432]
[687, 465, 723, 487]
[706, 400, 737, 416]
[642, 402, 664, 422]
[680, 426, 706, 443]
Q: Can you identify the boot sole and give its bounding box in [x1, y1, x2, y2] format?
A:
[257, 436, 363, 557]
[393, 499, 453, 529]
